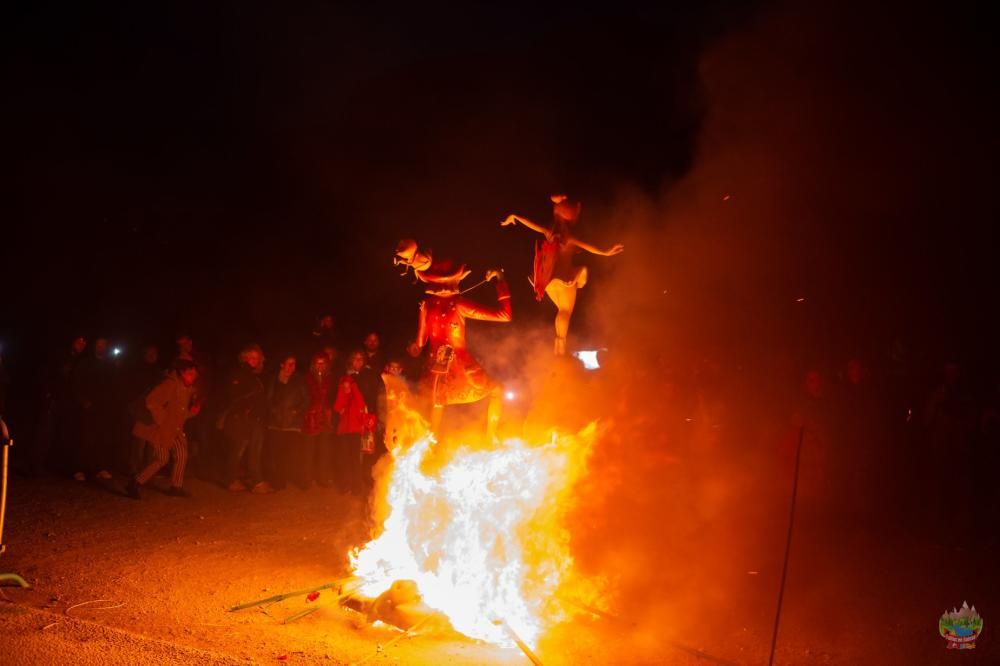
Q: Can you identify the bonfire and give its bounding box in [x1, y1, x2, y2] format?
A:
[349, 422, 598, 650]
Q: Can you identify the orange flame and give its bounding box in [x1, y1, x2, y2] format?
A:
[350, 423, 597, 647]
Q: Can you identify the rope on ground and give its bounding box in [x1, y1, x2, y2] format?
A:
[65, 599, 127, 615]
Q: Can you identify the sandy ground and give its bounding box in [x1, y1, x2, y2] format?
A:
[0, 473, 997, 665]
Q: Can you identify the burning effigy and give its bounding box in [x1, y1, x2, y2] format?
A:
[395, 240, 512, 442]
[502, 194, 624, 356]
[328, 238, 611, 656]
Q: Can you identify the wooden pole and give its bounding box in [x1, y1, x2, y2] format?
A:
[493, 618, 543, 666]
[0, 426, 11, 557]
[768, 425, 805, 666]
[0, 420, 29, 588]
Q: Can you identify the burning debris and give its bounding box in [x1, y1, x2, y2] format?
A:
[349, 425, 600, 649]
[338, 578, 450, 632]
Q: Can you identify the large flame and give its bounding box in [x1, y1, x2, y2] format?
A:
[350, 424, 597, 647]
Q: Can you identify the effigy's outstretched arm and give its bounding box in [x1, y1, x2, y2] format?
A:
[407, 301, 429, 359]
[501, 214, 551, 239]
[569, 237, 625, 257]
[459, 271, 512, 323]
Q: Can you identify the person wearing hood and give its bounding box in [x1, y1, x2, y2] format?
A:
[126, 359, 200, 499]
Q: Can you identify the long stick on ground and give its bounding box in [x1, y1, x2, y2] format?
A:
[283, 606, 319, 624]
[350, 614, 434, 666]
[768, 425, 805, 666]
[494, 618, 543, 666]
[281, 580, 369, 625]
[334, 579, 367, 604]
[229, 577, 357, 612]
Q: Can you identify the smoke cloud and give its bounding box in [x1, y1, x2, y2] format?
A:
[527, 2, 997, 661]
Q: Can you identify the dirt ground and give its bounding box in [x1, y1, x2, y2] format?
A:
[0, 473, 997, 665]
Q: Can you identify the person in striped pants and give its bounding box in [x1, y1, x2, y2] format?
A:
[127, 360, 200, 499]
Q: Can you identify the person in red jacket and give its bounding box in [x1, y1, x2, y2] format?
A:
[302, 352, 335, 488]
[335, 350, 378, 494]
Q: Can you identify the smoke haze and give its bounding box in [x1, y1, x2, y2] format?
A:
[528, 2, 998, 661]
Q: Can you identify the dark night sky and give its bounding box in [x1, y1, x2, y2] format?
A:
[4, 1, 998, 372]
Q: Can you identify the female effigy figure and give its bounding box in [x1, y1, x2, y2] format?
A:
[502, 194, 624, 355]
[395, 241, 511, 441]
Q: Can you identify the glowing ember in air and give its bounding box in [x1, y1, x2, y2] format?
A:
[350, 425, 597, 648]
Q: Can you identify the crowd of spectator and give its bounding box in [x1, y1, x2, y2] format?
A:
[23, 314, 408, 501]
[3, 313, 998, 539]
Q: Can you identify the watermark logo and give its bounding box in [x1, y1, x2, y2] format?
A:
[939, 601, 983, 650]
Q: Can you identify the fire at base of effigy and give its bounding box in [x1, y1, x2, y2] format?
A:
[344, 422, 602, 654]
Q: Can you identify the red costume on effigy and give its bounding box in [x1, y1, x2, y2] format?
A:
[415, 279, 511, 407]
[531, 197, 583, 302]
[395, 240, 511, 440]
[503, 195, 623, 355]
